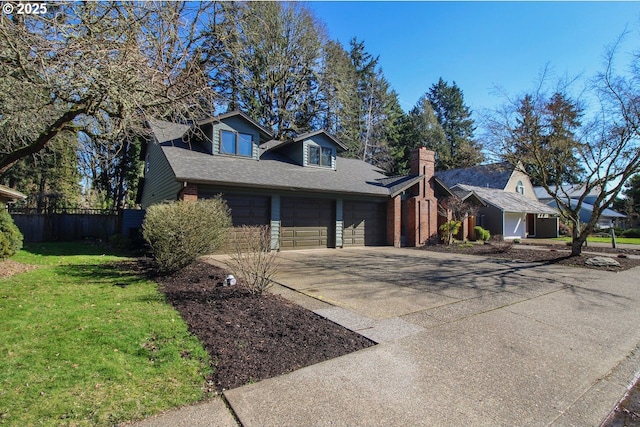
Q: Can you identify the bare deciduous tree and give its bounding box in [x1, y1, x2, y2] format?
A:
[484, 33, 640, 256]
[0, 1, 216, 175]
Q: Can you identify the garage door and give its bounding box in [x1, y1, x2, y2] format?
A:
[280, 197, 334, 249]
[224, 194, 270, 226]
[343, 200, 387, 246]
[221, 194, 270, 251]
[504, 212, 526, 239]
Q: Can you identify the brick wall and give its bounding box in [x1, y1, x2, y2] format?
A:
[179, 182, 198, 201]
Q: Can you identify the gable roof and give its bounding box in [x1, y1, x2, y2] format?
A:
[456, 184, 558, 215]
[261, 129, 348, 153]
[198, 110, 273, 141]
[147, 119, 191, 144]
[435, 162, 514, 190]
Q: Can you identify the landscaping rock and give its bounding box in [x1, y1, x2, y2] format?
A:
[585, 256, 621, 267]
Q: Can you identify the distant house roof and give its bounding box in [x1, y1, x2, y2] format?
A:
[533, 184, 601, 201]
[0, 184, 26, 203]
[435, 162, 514, 190]
[456, 184, 558, 215]
[547, 199, 626, 219]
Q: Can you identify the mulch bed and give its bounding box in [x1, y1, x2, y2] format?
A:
[422, 242, 640, 271]
[156, 261, 374, 392]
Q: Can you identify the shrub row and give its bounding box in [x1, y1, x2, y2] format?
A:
[620, 228, 640, 238]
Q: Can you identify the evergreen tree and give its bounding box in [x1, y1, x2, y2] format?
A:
[391, 96, 447, 174]
[206, 1, 325, 139]
[426, 78, 483, 169]
[1, 132, 81, 211]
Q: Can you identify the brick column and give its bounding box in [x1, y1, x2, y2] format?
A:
[179, 182, 198, 201]
[387, 195, 401, 247]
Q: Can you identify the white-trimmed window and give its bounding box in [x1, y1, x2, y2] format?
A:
[516, 180, 525, 195]
[220, 130, 253, 157]
[308, 145, 332, 167]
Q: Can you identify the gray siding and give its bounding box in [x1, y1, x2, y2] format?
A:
[536, 217, 558, 238]
[478, 205, 504, 238]
[140, 141, 182, 208]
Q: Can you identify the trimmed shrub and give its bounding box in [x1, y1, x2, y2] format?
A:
[474, 226, 490, 241]
[621, 228, 640, 238]
[0, 208, 23, 260]
[142, 198, 232, 274]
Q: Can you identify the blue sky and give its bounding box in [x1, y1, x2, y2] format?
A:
[308, 1, 640, 116]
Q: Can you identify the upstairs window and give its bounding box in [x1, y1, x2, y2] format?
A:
[309, 146, 332, 167]
[516, 180, 525, 195]
[220, 130, 253, 157]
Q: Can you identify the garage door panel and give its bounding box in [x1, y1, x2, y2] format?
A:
[343, 201, 386, 246]
[281, 197, 334, 249]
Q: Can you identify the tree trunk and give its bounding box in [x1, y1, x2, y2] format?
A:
[570, 220, 587, 256]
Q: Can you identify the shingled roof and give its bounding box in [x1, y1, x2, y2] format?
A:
[435, 162, 513, 189]
[158, 137, 401, 197]
[455, 184, 558, 215]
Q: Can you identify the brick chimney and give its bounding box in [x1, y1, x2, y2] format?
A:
[406, 147, 437, 246]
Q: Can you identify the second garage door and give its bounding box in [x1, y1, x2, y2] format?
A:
[280, 197, 335, 249]
[343, 200, 387, 246]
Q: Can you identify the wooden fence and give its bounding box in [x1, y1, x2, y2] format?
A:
[9, 209, 145, 243]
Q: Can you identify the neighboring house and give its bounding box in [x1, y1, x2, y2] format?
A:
[139, 111, 440, 250]
[534, 185, 626, 229]
[0, 184, 26, 206]
[435, 163, 559, 239]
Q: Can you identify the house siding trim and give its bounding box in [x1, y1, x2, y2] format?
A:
[336, 198, 343, 248]
[270, 195, 281, 250]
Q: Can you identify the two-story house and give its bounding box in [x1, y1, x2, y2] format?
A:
[138, 111, 440, 250]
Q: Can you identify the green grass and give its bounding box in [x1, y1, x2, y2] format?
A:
[1, 242, 211, 426]
[552, 236, 640, 245]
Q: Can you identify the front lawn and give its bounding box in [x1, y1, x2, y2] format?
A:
[552, 236, 640, 245]
[0, 243, 211, 426]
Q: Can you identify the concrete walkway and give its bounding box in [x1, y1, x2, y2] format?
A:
[135, 247, 640, 426]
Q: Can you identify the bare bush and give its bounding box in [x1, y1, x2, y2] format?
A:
[229, 225, 279, 295]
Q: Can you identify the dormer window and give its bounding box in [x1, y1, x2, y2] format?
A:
[221, 130, 253, 157]
[309, 146, 332, 167]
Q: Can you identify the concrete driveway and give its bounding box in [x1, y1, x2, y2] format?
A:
[221, 247, 640, 427]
